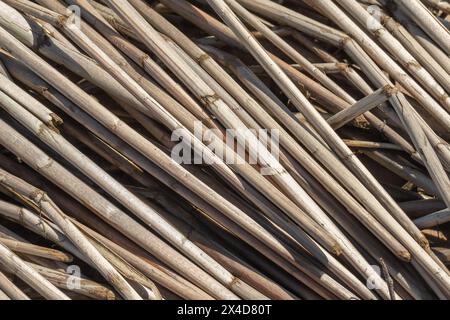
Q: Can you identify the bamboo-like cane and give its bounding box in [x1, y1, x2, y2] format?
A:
[0, 3, 146, 115]
[0, 241, 69, 300]
[118, 1, 370, 248]
[0, 6, 283, 299]
[0, 199, 84, 261]
[237, 0, 450, 131]
[223, 0, 353, 103]
[63, 115, 364, 300]
[86, 0, 139, 40]
[393, 0, 450, 55]
[103, 1, 351, 250]
[327, 85, 397, 129]
[0, 180, 159, 300]
[288, 28, 406, 133]
[306, 0, 450, 130]
[422, 0, 450, 14]
[335, 0, 450, 112]
[364, 151, 439, 196]
[0, 237, 73, 263]
[0, 123, 244, 300]
[0, 219, 68, 272]
[202, 47, 434, 299]
[200, 46, 415, 262]
[106, 3, 408, 300]
[0, 73, 61, 128]
[164, 0, 404, 258]
[391, 7, 450, 75]
[64, 0, 220, 131]
[0, 55, 357, 299]
[343, 140, 403, 151]
[376, 8, 450, 93]
[0, 149, 211, 301]
[2, 0, 447, 300]
[71, 220, 217, 300]
[51, 0, 358, 260]
[215, 0, 420, 297]
[0, 2, 220, 136]
[156, 0, 426, 249]
[249, 62, 346, 75]
[284, 4, 450, 172]
[208, 0, 450, 297]
[0, 42, 333, 301]
[151, 204, 298, 300]
[278, 0, 450, 238]
[0, 269, 29, 300]
[126, 0, 419, 242]
[0, 169, 143, 300]
[0, 119, 243, 300]
[414, 209, 450, 229]
[5, 0, 343, 260]
[26, 262, 119, 300]
[30, 11, 344, 262]
[72, 231, 161, 300]
[35, 17, 79, 51]
[390, 94, 450, 208]
[63, 119, 335, 281]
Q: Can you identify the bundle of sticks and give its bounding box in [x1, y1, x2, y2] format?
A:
[0, 0, 449, 300]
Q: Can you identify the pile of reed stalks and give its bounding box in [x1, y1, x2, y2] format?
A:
[0, 0, 449, 300]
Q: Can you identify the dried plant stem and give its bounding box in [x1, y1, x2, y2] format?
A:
[336, 0, 450, 111]
[0, 241, 69, 300]
[65, 0, 219, 131]
[393, 0, 450, 55]
[0, 199, 83, 260]
[414, 209, 450, 229]
[26, 262, 118, 300]
[0, 237, 73, 263]
[207, 0, 406, 300]
[64, 118, 367, 300]
[377, 9, 450, 93]
[70, 219, 214, 300]
[210, 0, 450, 297]
[0, 56, 356, 299]
[134, 0, 415, 273]
[203, 47, 415, 265]
[104, 1, 344, 246]
[205, 50, 432, 300]
[327, 85, 397, 129]
[0, 269, 29, 300]
[239, 0, 450, 131]
[0, 73, 61, 128]
[0, 37, 337, 301]
[226, 0, 353, 103]
[16, 0, 342, 259]
[0, 118, 239, 300]
[156, 0, 425, 250]
[390, 94, 450, 208]
[0, 169, 144, 300]
[343, 140, 403, 151]
[364, 151, 439, 196]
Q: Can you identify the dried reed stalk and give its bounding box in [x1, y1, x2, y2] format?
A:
[0, 237, 73, 263]
[0, 269, 29, 300]
[393, 0, 450, 55]
[0, 241, 69, 300]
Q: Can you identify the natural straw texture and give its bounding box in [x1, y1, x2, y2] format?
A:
[0, 0, 448, 300]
